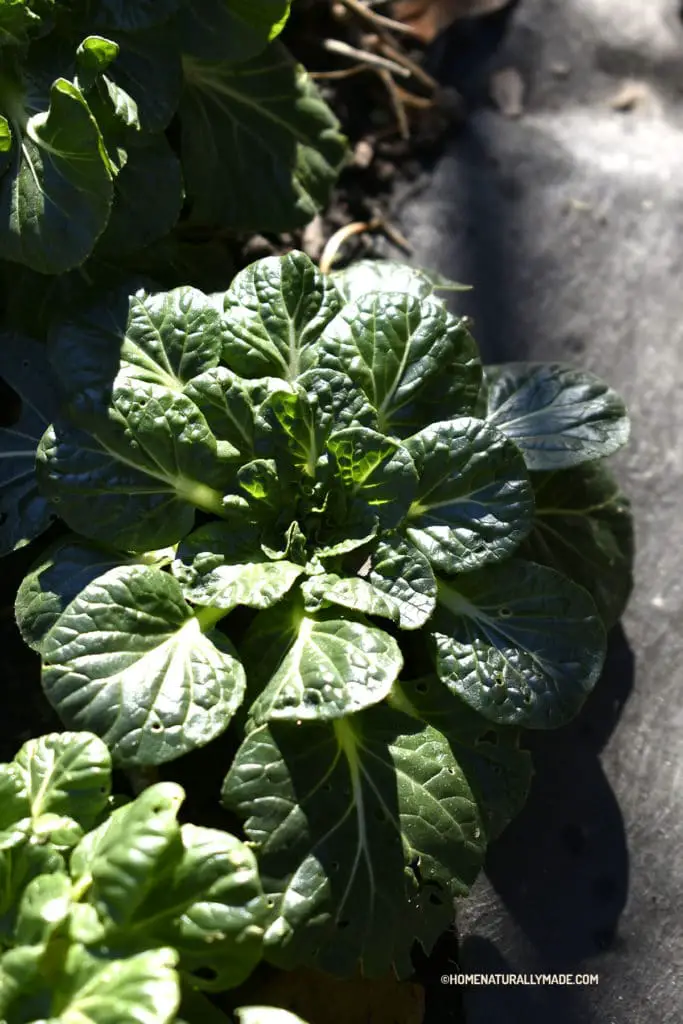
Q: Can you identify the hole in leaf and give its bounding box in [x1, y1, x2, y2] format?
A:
[266, 897, 275, 908]
[150, 722, 163, 733]
[498, 606, 512, 617]
[415, 680, 429, 694]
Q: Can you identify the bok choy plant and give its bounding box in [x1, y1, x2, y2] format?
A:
[2, 252, 632, 977]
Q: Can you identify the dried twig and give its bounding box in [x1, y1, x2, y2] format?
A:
[323, 37, 412, 77]
[378, 68, 410, 138]
[319, 215, 412, 274]
[337, 0, 422, 37]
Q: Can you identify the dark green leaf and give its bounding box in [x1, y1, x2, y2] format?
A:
[404, 418, 534, 574]
[366, 535, 437, 629]
[180, 43, 347, 233]
[221, 251, 343, 380]
[520, 463, 634, 628]
[50, 286, 223, 400]
[485, 363, 630, 470]
[15, 537, 135, 653]
[242, 602, 403, 725]
[106, 24, 182, 133]
[89, 0, 182, 32]
[95, 136, 184, 257]
[184, 368, 261, 457]
[41, 566, 246, 766]
[174, 522, 302, 612]
[319, 293, 480, 434]
[431, 560, 606, 729]
[326, 427, 418, 530]
[395, 676, 532, 841]
[222, 707, 485, 977]
[0, 332, 59, 554]
[178, 0, 291, 61]
[0, 78, 113, 273]
[0, 1, 41, 49]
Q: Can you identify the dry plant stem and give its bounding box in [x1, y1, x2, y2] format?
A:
[309, 65, 370, 80]
[378, 38, 439, 90]
[320, 217, 412, 274]
[337, 0, 422, 37]
[323, 37, 412, 77]
[378, 67, 411, 138]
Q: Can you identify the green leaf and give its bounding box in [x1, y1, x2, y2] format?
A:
[13, 731, 111, 838]
[326, 427, 418, 530]
[331, 259, 468, 302]
[41, 565, 246, 766]
[95, 136, 184, 257]
[485, 363, 630, 470]
[222, 707, 485, 977]
[319, 293, 480, 434]
[431, 560, 607, 729]
[180, 43, 347, 233]
[0, 78, 113, 273]
[15, 537, 135, 654]
[0, 766, 29, 844]
[404, 418, 534, 574]
[174, 522, 303, 612]
[0, 844, 64, 942]
[301, 537, 437, 631]
[55, 946, 180, 1024]
[37, 384, 231, 551]
[105, 24, 182, 133]
[50, 287, 223, 400]
[0, 331, 59, 554]
[0, 0, 41, 49]
[395, 676, 532, 841]
[220, 251, 343, 380]
[258, 388, 331, 483]
[178, 0, 291, 60]
[367, 535, 437, 629]
[89, 0, 182, 32]
[76, 36, 120, 77]
[242, 602, 403, 726]
[184, 368, 261, 457]
[297, 368, 377, 433]
[520, 462, 634, 628]
[15, 872, 72, 947]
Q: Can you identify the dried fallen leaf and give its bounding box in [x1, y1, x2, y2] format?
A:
[490, 66, 525, 117]
[392, 0, 513, 42]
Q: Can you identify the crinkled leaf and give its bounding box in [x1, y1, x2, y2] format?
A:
[0, 767, 29, 842]
[242, 602, 403, 726]
[220, 251, 343, 380]
[174, 522, 302, 612]
[301, 537, 436, 631]
[319, 293, 480, 434]
[95, 136, 184, 257]
[180, 44, 347, 234]
[297, 368, 377, 432]
[0, 844, 64, 943]
[178, 0, 291, 60]
[404, 418, 534, 574]
[13, 732, 111, 839]
[37, 384, 231, 551]
[485, 363, 630, 470]
[520, 462, 634, 628]
[326, 427, 417, 530]
[396, 676, 532, 841]
[50, 287, 223, 401]
[0, 78, 113, 273]
[258, 388, 331, 483]
[222, 707, 485, 977]
[366, 535, 437, 629]
[432, 560, 606, 729]
[184, 368, 260, 457]
[41, 565, 246, 766]
[15, 537, 136, 654]
[0, 332, 59, 554]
